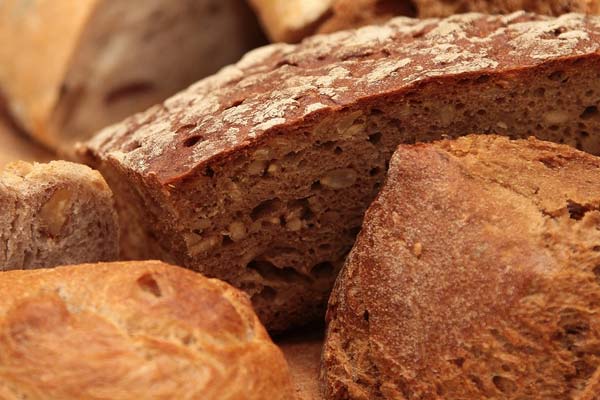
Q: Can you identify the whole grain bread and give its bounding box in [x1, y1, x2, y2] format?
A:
[322, 135, 600, 399]
[249, 0, 599, 42]
[0, 0, 264, 154]
[83, 12, 600, 331]
[0, 161, 118, 270]
[0, 260, 294, 399]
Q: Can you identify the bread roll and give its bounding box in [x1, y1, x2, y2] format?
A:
[280, 330, 324, 400]
[249, 0, 599, 42]
[322, 135, 600, 399]
[0, 260, 294, 399]
[0, 160, 118, 270]
[0, 0, 264, 154]
[82, 13, 600, 331]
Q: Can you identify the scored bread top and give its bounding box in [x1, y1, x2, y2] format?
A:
[85, 12, 600, 183]
[0, 260, 293, 400]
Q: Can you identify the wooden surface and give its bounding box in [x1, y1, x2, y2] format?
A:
[278, 328, 324, 400]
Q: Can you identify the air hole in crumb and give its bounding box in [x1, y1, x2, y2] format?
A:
[593, 246, 600, 252]
[312, 261, 334, 279]
[253, 286, 277, 302]
[369, 167, 381, 176]
[222, 236, 234, 246]
[451, 357, 465, 368]
[493, 376, 516, 394]
[250, 198, 282, 221]
[203, 167, 215, 177]
[363, 310, 369, 322]
[534, 87, 546, 97]
[476, 75, 490, 84]
[247, 260, 309, 283]
[371, 108, 384, 115]
[549, 70, 567, 82]
[567, 200, 590, 220]
[468, 375, 485, 392]
[183, 135, 203, 147]
[368, 132, 382, 145]
[182, 334, 195, 346]
[137, 274, 162, 298]
[311, 181, 322, 191]
[334, 146, 343, 155]
[580, 106, 599, 120]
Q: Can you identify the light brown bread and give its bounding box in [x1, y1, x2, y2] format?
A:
[280, 329, 325, 400]
[0, 260, 294, 399]
[83, 13, 600, 332]
[0, 0, 264, 154]
[0, 116, 52, 169]
[322, 135, 600, 399]
[249, 0, 599, 42]
[0, 161, 118, 270]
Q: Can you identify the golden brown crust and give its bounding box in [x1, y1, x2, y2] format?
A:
[0, 260, 294, 400]
[322, 136, 600, 399]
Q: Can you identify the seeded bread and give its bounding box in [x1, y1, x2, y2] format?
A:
[0, 161, 118, 270]
[248, 0, 599, 42]
[0, 260, 294, 399]
[83, 13, 600, 331]
[0, 0, 264, 154]
[322, 135, 600, 399]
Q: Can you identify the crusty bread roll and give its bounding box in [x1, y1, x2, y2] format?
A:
[280, 330, 324, 400]
[0, 0, 264, 154]
[0, 260, 294, 400]
[82, 13, 600, 332]
[249, 0, 599, 42]
[322, 135, 600, 399]
[0, 161, 118, 270]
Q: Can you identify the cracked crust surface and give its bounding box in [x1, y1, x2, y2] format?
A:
[0, 260, 293, 400]
[322, 135, 600, 399]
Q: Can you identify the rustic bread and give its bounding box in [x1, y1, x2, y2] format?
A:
[0, 260, 293, 399]
[0, 161, 118, 270]
[248, 0, 599, 43]
[0, 115, 52, 169]
[322, 135, 600, 399]
[82, 12, 600, 332]
[0, 0, 264, 154]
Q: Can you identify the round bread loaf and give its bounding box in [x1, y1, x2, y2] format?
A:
[0, 260, 293, 400]
[322, 136, 600, 399]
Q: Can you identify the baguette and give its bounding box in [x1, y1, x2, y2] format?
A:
[0, 0, 264, 154]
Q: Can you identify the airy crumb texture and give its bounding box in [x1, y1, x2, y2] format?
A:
[0, 160, 118, 270]
[0, 260, 294, 400]
[83, 13, 600, 332]
[322, 135, 600, 399]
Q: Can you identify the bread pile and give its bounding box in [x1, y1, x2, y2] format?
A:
[1, 1, 600, 398]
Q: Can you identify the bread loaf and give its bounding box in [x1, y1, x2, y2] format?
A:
[82, 12, 600, 331]
[249, 0, 599, 42]
[0, 0, 264, 154]
[0, 161, 118, 270]
[280, 330, 324, 400]
[0, 260, 293, 399]
[0, 116, 52, 168]
[322, 135, 600, 399]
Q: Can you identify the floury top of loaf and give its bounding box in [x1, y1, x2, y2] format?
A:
[84, 12, 600, 331]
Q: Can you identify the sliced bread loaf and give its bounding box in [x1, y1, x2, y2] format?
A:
[322, 135, 600, 399]
[83, 13, 600, 331]
[0, 161, 118, 270]
[0, 260, 293, 399]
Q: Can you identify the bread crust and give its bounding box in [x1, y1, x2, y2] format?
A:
[0, 260, 294, 399]
[322, 135, 600, 399]
[0, 160, 119, 270]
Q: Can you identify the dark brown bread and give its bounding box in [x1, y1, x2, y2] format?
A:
[83, 13, 600, 331]
[322, 135, 600, 399]
[0, 260, 294, 400]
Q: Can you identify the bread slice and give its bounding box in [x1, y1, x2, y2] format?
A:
[0, 0, 264, 154]
[0, 161, 118, 270]
[83, 13, 600, 331]
[322, 135, 600, 399]
[249, 0, 599, 43]
[0, 260, 293, 400]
